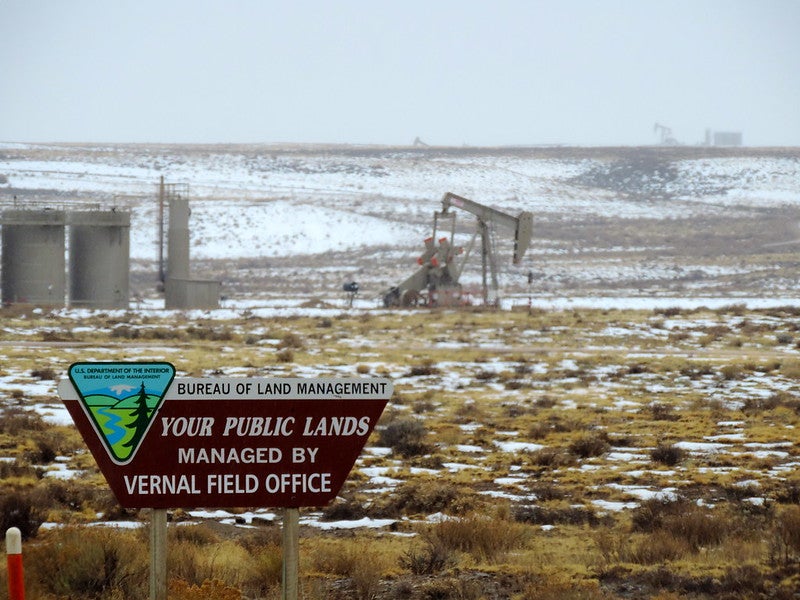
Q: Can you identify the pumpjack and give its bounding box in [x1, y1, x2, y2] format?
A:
[383, 192, 533, 307]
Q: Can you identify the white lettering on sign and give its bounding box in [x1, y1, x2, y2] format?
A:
[221, 416, 295, 437]
[263, 472, 331, 494]
[302, 416, 370, 437]
[291, 447, 318, 463]
[160, 416, 214, 437]
[178, 447, 283, 464]
[124, 474, 200, 495]
[207, 474, 259, 494]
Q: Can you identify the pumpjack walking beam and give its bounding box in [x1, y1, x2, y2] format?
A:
[440, 192, 533, 304]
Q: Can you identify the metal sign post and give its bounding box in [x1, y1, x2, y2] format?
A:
[281, 508, 300, 600]
[150, 509, 167, 600]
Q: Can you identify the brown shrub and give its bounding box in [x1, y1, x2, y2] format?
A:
[423, 512, 530, 563]
[529, 415, 586, 439]
[170, 579, 242, 600]
[630, 530, 691, 564]
[414, 576, 485, 600]
[276, 348, 294, 363]
[569, 432, 610, 458]
[406, 359, 441, 377]
[649, 402, 678, 421]
[377, 417, 432, 457]
[631, 499, 730, 552]
[169, 523, 220, 546]
[528, 447, 576, 468]
[770, 505, 800, 566]
[321, 496, 367, 521]
[650, 443, 684, 466]
[26, 527, 148, 599]
[779, 359, 800, 379]
[378, 480, 463, 517]
[0, 489, 44, 539]
[720, 362, 750, 380]
[400, 536, 453, 575]
[36, 478, 111, 515]
[774, 478, 800, 504]
[0, 406, 46, 434]
[310, 540, 390, 600]
[514, 503, 600, 527]
[521, 575, 609, 600]
[277, 332, 304, 349]
[30, 367, 58, 380]
[719, 565, 768, 596]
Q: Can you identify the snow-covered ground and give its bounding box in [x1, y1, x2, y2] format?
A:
[1, 142, 799, 302]
[3, 143, 800, 539]
[3, 144, 797, 214]
[4, 300, 797, 534]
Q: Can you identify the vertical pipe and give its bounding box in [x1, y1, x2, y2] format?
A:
[282, 508, 299, 600]
[6, 527, 24, 600]
[527, 270, 533, 315]
[479, 221, 490, 305]
[150, 509, 167, 600]
[158, 177, 165, 284]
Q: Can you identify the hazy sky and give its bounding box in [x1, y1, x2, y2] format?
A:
[1, 0, 798, 146]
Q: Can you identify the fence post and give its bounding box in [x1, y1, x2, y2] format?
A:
[6, 527, 24, 600]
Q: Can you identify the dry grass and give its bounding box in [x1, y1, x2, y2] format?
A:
[1, 305, 799, 598]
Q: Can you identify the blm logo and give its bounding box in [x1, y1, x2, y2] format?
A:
[68, 362, 176, 465]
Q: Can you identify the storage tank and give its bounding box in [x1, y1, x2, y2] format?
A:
[1, 209, 67, 305]
[68, 210, 131, 308]
[163, 191, 219, 309]
[167, 195, 190, 280]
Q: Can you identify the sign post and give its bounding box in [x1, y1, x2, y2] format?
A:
[150, 509, 167, 600]
[281, 508, 299, 600]
[58, 363, 392, 598]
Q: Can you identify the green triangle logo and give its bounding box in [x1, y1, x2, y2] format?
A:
[68, 362, 176, 465]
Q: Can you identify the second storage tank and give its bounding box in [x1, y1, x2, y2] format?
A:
[68, 210, 131, 308]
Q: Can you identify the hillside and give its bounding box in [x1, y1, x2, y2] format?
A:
[1, 143, 799, 305]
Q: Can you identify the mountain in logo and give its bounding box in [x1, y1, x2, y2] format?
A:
[68, 362, 175, 464]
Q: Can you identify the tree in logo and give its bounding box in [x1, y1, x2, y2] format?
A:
[123, 382, 151, 452]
